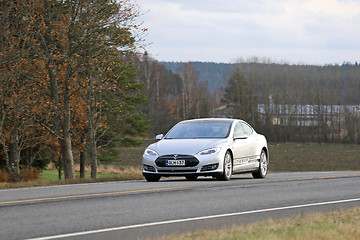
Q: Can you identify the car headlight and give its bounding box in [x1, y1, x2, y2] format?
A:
[198, 147, 221, 155]
[144, 148, 159, 156]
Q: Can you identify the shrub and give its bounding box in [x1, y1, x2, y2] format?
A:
[20, 166, 43, 181]
[0, 166, 42, 182]
[0, 169, 11, 182]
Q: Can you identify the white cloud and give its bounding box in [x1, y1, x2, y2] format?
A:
[136, 0, 360, 64]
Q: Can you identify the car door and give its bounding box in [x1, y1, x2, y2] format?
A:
[232, 122, 258, 172]
[241, 122, 259, 162]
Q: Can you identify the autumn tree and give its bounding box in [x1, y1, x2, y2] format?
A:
[0, 0, 51, 181]
[15, 0, 81, 179]
[0, 0, 148, 180]
[64, 0, 148, 178]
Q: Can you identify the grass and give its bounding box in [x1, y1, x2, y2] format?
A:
[39, 169, 124, 181]
[115, 141, 360, 172]
[268, 142, 360, 172]
[39, 164, 143, 181]
[1, 142, 359, 189]
[148, 207, 360, 240]
[0, 164, 143, 189]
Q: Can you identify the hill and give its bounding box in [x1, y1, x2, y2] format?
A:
[161, 61, 237, 92]
[160, 61, 360, 105]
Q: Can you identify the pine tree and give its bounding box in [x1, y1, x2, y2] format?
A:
[223, 67, 258, 123]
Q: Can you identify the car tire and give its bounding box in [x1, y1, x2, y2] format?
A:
[185, 175, 198, 180]
[252, 150, 268, 179]
[217, 151, 232, 181]
[143, 173, 161, 182]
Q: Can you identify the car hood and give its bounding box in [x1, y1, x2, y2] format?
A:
[149, 138, 228, 156]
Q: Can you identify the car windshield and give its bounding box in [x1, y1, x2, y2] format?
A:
[165, 122, 231, 139]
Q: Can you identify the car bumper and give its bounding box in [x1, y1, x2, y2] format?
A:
[142, 153, 225, 176]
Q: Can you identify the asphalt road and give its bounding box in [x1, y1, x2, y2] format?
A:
[1, 171, 360, 240]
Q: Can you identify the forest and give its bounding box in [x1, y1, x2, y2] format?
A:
[1, 0, 359, 182]
[141, 58, 360, 144]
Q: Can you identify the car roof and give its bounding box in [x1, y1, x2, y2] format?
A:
[179, 118, 238, 124]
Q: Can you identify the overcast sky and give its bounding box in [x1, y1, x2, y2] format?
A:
[136, 0, 360, 65]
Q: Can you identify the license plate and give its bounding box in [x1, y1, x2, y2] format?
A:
[166, 160, 185, 166]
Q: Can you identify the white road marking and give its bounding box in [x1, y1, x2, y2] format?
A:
[27, 197, 360, 240]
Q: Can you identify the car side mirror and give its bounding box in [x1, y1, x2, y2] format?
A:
[234, 133, 248, 140]
[156, 134, 164, 140]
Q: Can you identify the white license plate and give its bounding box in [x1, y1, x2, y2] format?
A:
[166, 160, 185, 166]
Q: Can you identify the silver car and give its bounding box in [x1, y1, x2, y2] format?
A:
[142, 118, 269, 182]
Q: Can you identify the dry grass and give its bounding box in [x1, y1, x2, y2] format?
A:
[116, 142, 360, 172]
[45, 162, 142, 176]
[148, 207, 360, 240]
[268, 143, 360, 172]
[78, 164, 142, 176]
[1, 142, 359, 189]
[0, 164, 143, 189]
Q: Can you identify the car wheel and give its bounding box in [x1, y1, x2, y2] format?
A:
[143, 173, 161, 182]
[185, 175, 198, 180]
[217, 151, 232, 181]
[252, 150, 268, 179]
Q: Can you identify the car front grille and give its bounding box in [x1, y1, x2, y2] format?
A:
[157, 169, 197, 173]
[155, 155, 199, 167]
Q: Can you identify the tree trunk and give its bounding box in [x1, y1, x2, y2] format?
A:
[9, 143, 20, 182]
[88, 104, 97, 179]
[10, 114, 21, 182]
[87, 76, 97, 179]
[80, 150, 85, 179]
[182, 90, 186, 119]
[88, 110, 97, 179]
[89, 129, 97, 179]
[58, 156, 62, 180]
[0, 110, 11, 173]
[59, 136, 75, 180]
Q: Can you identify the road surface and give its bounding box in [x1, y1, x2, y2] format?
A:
[1, 171, 360, 240]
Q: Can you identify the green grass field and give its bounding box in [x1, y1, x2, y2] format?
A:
[38, 170, 122, 181]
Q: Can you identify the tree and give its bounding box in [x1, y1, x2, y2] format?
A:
[174, 62, 212, 120]
[69, 0, 147, 178]
[136, 53, 183, 133]
[223, 66, 258, 123]
[178, 62, 198, 119]
[0, 0, 52, 181]
[1, 0, 148, 180]
[96, 58, 151, 168]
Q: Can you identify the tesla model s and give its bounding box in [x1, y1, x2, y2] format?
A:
[142, 118, 268, 182]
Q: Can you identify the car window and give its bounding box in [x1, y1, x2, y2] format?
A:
[241, 122, 253, 135]
[165, 122, 231, 139]
[233, 123, 245, 138]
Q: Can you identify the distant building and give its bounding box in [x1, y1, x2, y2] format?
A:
[257, 104, 360, 127]
[213, 104, 360, 140]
